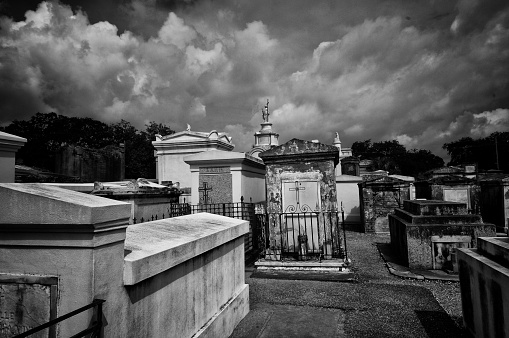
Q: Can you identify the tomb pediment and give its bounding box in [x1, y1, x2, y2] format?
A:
[259, 138, 339, 164]
[362, 175, 410, 187]
[427, 175, 475, 184]
[155, 130, 232, 145]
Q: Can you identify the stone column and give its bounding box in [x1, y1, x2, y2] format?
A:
[0, 183, 130, 337]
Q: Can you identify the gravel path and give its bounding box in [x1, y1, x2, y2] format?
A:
[232, 231, 468, 337]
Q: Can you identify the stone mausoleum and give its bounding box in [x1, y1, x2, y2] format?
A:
[259, 138, 343, 261]
[152, 129, 234, 190]
[184, 150, 266, 204]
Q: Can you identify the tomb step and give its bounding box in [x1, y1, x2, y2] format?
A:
[403, 200, 468, 216]
[255, 259, 349, 271]
[477, 237, 509, 269]
[394, 208, 482, 224]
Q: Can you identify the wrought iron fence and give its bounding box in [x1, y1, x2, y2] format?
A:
[258, 211, 347, 261]
[12, 299, 105, 338]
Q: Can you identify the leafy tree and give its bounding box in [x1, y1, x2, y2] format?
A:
[443, 132, 509, 172]
[399, 149, 445, 178]
[351, 139, 372, 156]
[144, 121, 175, 140]
[352, 139, 444, 177]
[1, 112, 175, 180]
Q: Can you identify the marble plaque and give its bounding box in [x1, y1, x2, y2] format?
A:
[0, 283, 52, 338]
[443, 188, 469, 209]
[199, 166, 230, 174]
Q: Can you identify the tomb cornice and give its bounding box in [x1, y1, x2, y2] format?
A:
[0, 183, 131, 226]
[0, 131, 27, 152]
[0, 223, 127, 247]
[153, 139, 234, 152]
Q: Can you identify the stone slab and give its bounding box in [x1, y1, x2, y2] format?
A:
[255, 260, 347, 269]
[123, 213, 249, 285]
[250, 269, 356, 282]
[0, 183, 130, 226]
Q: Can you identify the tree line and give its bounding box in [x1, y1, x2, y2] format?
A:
[351, 140, 445, 178]
[0, 112, 174, 179]
[2, 112, 507, 180]
[352, 132, 509, 178]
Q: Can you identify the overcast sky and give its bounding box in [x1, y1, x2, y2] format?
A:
[1, 0, 508, 158]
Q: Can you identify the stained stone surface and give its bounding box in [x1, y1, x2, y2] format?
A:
[0, 283, 51, 337]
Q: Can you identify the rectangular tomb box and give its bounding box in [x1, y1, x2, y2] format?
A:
[0, 275, 58, 338]
[431, 235, 471, 271]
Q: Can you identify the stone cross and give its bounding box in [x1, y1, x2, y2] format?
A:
[199, 181, 212, 204]
[288, 181, 306, 205]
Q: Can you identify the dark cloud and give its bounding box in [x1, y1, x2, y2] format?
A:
[1, 0, 508, 159]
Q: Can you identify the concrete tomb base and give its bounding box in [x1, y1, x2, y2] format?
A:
[389, 200, 496, 270]
[458, 237, 509, 338]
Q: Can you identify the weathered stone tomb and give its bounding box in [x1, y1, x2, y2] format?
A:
[0, 183, 249, 337]
[259, 138, 343, 261]
[389, 200, 496, 270]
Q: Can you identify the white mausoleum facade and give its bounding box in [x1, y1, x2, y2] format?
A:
[152, 130, 234, 189]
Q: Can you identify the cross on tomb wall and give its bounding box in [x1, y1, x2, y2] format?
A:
[288, 181, 306, 205]
[199, 181, 212, 204]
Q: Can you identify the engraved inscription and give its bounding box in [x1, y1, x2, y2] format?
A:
[199, 166, 230, 174]
[0, 283, 51, 338]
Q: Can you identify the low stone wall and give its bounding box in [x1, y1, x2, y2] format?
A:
[0, 183, 249, 338]
[458, 237, 509, 338]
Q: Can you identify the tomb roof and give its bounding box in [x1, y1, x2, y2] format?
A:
[259, 138, 340, 164]
[260, 138, 339, 156]
[361, 175, 412, 186]
[155, 130, 232, 143]
[152, 129, 234, 151]
[418, 175, 475, 184]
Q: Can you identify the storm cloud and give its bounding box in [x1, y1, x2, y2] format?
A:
[1, 0, 508, 158]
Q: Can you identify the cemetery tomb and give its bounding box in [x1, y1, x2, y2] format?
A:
[0, 183, 249, 337]
[184, 150, 266, 205]
[359, 176, 412, 233]
[414, 175, 480, 214]
[152, 128, 234, 190]
[259, 138, 344, 262]
[479, 176, 509, 233]
[0, 131, 26, 183]
[389, 200, 496, 270]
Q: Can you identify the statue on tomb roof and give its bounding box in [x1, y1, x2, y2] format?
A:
[262, 99, 270, 122]
[186, 124, 191, 131]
